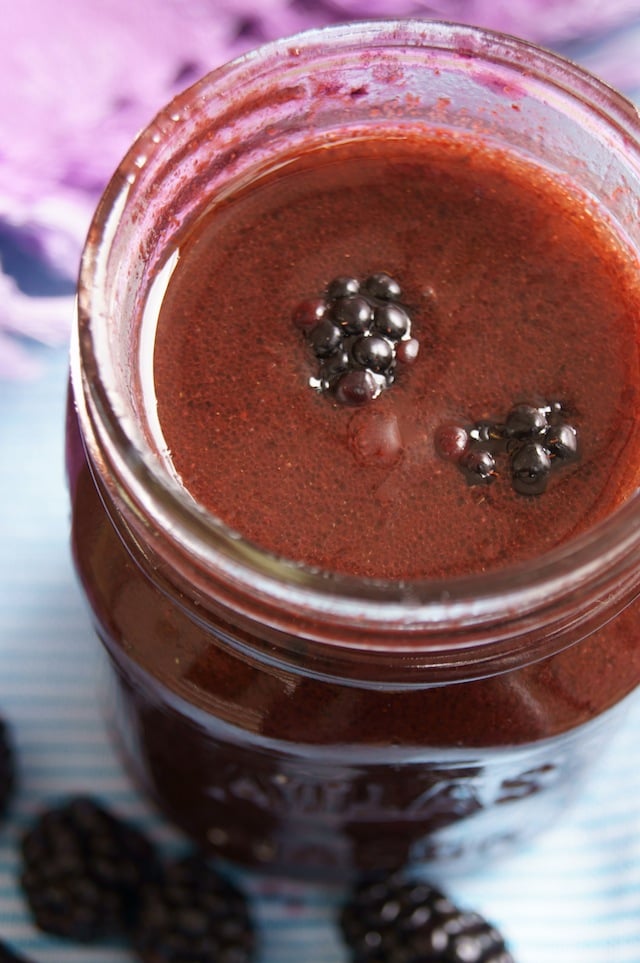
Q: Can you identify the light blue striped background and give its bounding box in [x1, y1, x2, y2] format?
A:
[1, 338, 639, 963]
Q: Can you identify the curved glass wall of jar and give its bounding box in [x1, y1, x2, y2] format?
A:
[68, 19, 640, 875]
[73, 19, 640, 687]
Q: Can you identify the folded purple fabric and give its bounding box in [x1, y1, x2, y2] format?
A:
[2, 0, 640, 376]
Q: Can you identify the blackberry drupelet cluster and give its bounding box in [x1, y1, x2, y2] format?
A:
[18, 797, 256, 961]
[436, 401, 579, 495]
[0, 938, 34, 963]
[14, 792, 519, 963]
[293, 272, 420, 406]
[133, 854, 255, 963]
[341, 873, 515, 963]
[20, 796, 159, 941]
[0, 717, 16, 821]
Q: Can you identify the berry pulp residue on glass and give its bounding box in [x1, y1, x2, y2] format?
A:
[153, 134, 640, 580]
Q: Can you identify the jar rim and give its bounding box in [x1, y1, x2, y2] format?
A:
[74, 18, 640, 659]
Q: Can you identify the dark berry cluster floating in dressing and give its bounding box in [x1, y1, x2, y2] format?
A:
[293, 272, 419, 405]
[436, 401, 579, 495]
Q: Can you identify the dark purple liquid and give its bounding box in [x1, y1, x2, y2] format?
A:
[68, 133, 640, 877]
[154, 135, 640, 579]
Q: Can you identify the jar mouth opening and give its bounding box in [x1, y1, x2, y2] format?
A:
[75, 18, 640, 633]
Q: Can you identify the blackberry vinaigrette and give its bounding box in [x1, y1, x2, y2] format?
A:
[69, 21, 640, 878]
[153, 135, 625, 578]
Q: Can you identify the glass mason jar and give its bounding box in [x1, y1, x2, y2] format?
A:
[68, 20, 640, 879]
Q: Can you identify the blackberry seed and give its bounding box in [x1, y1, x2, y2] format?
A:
[460, 448, 496, 484]
[334, 369, 378, 406]
[21, 796, 159, 941]
[327, 276, 360, 300]
[364, 271, 403, 300]
[511, 442, 552, 495]
[308, 318, 342, 358]
[332, 295, 375, 334]
[373, 302, 411, 340]
[133, 854, 255, 963]
[505, 404, 548, 439]
[351, 334, 394, 372]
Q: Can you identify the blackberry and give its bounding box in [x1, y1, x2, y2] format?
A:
[437, 400, 579, 495]
[0, 716, 16, 820]
[294, 272, 417, 405]
[0, 939, 34, 963]
[133, 854, 255, 963]
[20, 796, 159, 941]
[340, 873, 515, 963]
